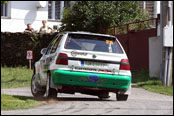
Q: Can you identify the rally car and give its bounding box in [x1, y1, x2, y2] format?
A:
[31, 31, 131, 101]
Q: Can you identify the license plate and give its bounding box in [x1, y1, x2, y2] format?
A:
[88, 75, 99, 83]
[81, 61, 107, 67]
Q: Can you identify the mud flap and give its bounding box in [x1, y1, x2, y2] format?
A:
[50, 76, 62, 89]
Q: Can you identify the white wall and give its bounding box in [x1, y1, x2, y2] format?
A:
[149, 36, 161, 78]
[154, 1, 160, 18]
[1, 1, 62, 32]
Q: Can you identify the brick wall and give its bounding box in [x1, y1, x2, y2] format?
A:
[139, 1, 154, 18]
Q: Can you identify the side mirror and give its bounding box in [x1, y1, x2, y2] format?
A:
[41, 48, 47, 55]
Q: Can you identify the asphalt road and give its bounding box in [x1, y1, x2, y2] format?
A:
[1, 87, 173, 115]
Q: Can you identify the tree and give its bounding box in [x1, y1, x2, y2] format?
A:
[1, 1, 8, 4]
[60, 1, 149, 33]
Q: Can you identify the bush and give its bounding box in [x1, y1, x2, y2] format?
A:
[1, 32, 58, 67]
[60, 1, 150, 33]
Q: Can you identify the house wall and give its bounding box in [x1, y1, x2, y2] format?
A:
[139, 1, 161, 19]
[1, 1, 62, 32]
[154, 1, 160, 18]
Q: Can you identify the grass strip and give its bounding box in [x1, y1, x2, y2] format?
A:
[1, 94, 47, 110]
[132, 69, 173, 96]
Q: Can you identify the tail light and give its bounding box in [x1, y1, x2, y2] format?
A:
[56, 53, 68, 65]
[120, 59, 130, 70]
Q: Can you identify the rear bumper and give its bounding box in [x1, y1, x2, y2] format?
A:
[51, 69, 131, 90]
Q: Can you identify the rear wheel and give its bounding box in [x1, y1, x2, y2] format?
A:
[46, 73, 57, 98]
[31, 73, 45, 98]
[116, 93, 128, 101]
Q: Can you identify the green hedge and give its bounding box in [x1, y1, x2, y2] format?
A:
[1, 32, 58, 67]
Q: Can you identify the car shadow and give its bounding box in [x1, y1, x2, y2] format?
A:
[55, 97, 113, 101]
[13, 95, 113, 102]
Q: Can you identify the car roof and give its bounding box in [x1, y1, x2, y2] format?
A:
[61, 31, 116, 38]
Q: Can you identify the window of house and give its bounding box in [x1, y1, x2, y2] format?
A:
[48, 1, 71, 20]
[1, 3, 8, 17]
[55, 1, 61, 20]
[48, 1, 61, 20]
[64, 1, 70, 8]
[48, 1, 52, 19]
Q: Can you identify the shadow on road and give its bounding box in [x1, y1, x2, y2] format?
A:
[13, 95, 113, 103]
[55, 97, 113, 101]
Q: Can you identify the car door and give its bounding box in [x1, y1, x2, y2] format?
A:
[40, 35, 59, 83]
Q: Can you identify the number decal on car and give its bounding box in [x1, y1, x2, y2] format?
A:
[106, 40, 113, 45]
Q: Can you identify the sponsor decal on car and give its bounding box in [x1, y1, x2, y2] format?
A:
[71, 51, 88, 57]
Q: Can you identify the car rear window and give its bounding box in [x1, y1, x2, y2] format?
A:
[64, 34, 123, 54]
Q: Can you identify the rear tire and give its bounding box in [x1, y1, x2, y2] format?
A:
[116, 93, 128, 101]
[31, 73, 45, 98]
[46, 73, 57, 98]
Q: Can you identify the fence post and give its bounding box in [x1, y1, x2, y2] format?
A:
[156, 14, 160, 29]
[127, 24, 129, 33]
[114, 27, 116, 35]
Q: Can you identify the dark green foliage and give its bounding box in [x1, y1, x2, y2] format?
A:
[1, 32, 58, 67]
[1, 1, 8, 4]
[60, 1, 149, 33]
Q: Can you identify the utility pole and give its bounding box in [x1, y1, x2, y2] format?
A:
[160, 1, 173, 86]
[160, 1, 168, 85]
[166, 1, 173, 86]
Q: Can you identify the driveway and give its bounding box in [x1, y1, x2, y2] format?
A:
[1, 87, 173, 115]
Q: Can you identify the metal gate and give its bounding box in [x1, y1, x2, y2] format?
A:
[106, 17, 159, 71]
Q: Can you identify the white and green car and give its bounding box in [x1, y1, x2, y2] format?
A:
[31, 31, 131, 101]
